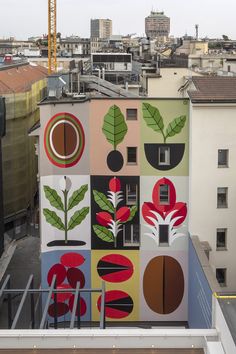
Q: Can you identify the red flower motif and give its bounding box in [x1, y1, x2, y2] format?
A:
[96, 212, 113, 226]
[116, 207, 130, 222]
[109, 177, 121, 192]
[166, 202, 187, 227]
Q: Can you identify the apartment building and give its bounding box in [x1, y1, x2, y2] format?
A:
[90, 19, 112, 39]
[145, 11, 170, 39]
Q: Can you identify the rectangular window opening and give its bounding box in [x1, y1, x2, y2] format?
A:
[216, 268, 227, 287]
[126, 108, 138, 120]
[159, 184, 169, 205]
[218, 149, 228, 167]
[216, 228, 227, 250]
[159, 146, 170, 165]
[123, 224, 140, 246]
[127, 147, 137, 164]
[126, 184, 138, 205]
[159, 225, 169, 245]
[217, 187, 228, 208]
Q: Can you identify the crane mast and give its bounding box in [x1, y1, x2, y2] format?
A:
[48, 0, 57, 74]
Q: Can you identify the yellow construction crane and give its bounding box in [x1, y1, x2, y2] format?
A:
[48, 0, 57, 74]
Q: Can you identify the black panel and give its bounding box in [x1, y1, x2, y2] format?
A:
[0, 97, 6, 138]
[144, 143, 185, 171]
[159, 225, 169, 245]
[91, 176, 140, 250]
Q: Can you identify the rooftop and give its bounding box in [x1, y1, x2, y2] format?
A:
[188, 76, 236, 103]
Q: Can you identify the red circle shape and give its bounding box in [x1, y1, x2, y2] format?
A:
[48, 302, 69, 317]
[97, 290, 133, 319]
[47, 263, 67, 286]
[97, 254, 134, 283]
[51, 283, 72, 302]
[68, 295, 87, 317]
[60, 253, 85, 268]
[67, 268, 85, 289]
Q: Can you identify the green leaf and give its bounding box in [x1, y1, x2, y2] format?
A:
[43, 209, 65, 230]
[68, 184, 88, 211]
[93, 190, 114, 213]
[142, 102, 164, 133]
[67, 207, 89, 231]
[102, 105, 128, 150]
[165, 116, 186, 139]
[128, 205, 138, 222]
[43, 186, 64, 211]
[93, 225, 114, 243]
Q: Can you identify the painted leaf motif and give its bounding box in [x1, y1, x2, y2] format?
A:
[43, 208, 65, 230]
[165, 116, 186, 139]
[93, 190, 114, 213]
[93, 225, 114, 243]
[127, 205, 138, 222]
[67, 184, 88, 211]
[142, 102, 164, 133]
[43, 186, 64, 211]
[167, 202, 187, 227]
[67, 207, 89, 231]
[102, 105, 128, 150]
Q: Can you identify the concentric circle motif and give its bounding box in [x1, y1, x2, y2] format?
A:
[44, 112, 85, 168]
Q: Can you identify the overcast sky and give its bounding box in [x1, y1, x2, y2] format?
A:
[1, 0, 236, 40]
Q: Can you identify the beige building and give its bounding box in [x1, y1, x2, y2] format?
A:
[145, 11, 170, 39]
[90, 19, 112, 39]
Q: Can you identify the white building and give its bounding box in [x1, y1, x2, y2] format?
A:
[90, 19, 112, 39]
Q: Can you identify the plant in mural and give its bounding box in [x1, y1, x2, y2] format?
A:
[142, 103, 187, 170]
[102, 105, 128, 172]
[142, 178, 187, 246]
[43, 176, 89, 247]
[93, 177, 137, 247]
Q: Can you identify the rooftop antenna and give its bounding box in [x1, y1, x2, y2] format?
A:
[195, 24, 199, 40]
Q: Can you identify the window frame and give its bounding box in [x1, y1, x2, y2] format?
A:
[216, 228, 227, 250]
[218, 149, 229, 168]
[158, 146, 170, 166]
[217, 187, 228, 208]
[159, 184, 170, 205]
[127, 147, 137, 165]
[126, 183, 138, 206]
[216, 268, 227, 287]
[123, 224, 140, 246]
[126, 108, 138, 121]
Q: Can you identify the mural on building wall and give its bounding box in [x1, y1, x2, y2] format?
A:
[97, 290, 134, 319]
[42, 176, 89, 248]
[102, 105, 128, 172]
[142, 178, 187, 246]
[91, 176, 139, 249]
[97, 254, 134, 283]
[143, 255, 184, 315]
[142, 103, 186, 170]
[44, 112, 85, 168]
[42, 250, 91, 322]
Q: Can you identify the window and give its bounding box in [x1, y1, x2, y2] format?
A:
[159, 225, 169, 245]
[216, 268, 227, 287]
[217, 187, 228, 208]
[218, 149, 228, 167]
[159, 184, 169, 205]
[123, 224, 140, 246]
[126, 109, 138, 120]
[216, 229, 227, 250]
[126, 184, 138, 205]
[159, 146, 170, 165]
[127, 147, 137, 164]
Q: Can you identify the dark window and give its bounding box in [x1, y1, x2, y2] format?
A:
[127, 147, 137, 164]
[159, 146, 170, 165]
[159, 225, 169, 245]
[123, 224, 140, 246]
[217, 187, 228, 208]
[218, 149, 228, 167]
[216, 268, 227, 287]
[159, 184, 169, 205]
[216, 229, 227, 249]
[126, 109, 137, 120]
[126, 184, 137, 205]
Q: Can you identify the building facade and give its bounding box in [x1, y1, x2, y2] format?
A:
[36, 97, 189, 323]
[145, 11, 170, 39]
[90, 19, 112, 39]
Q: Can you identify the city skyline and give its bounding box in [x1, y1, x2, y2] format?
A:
[0, 0, 236, 40]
